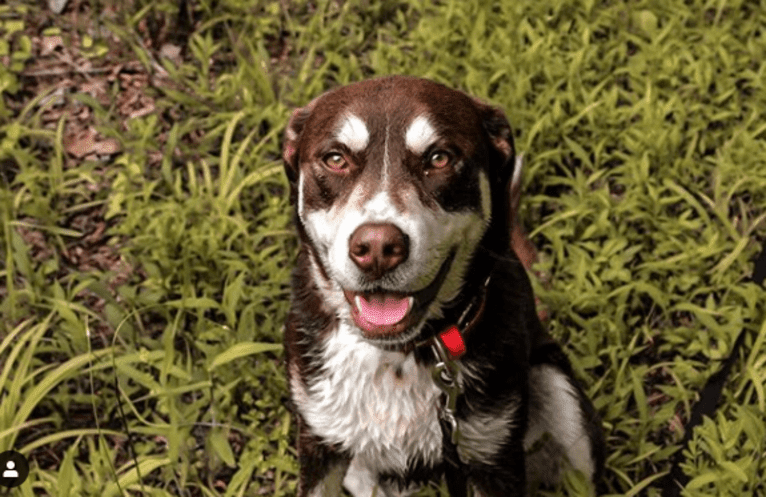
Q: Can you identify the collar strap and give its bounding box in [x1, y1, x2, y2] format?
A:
[419, 273, 490, 360]
[433, 285, 488, 359]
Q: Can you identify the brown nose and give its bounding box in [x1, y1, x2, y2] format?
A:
[348, 223, 409, 279]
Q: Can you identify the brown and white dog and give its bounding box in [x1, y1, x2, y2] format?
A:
[282, 76, 605, 496]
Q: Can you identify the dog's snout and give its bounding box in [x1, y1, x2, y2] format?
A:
[349, 223, 409, 279]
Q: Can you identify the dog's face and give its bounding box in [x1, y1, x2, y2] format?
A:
[283, 76, 515, 345]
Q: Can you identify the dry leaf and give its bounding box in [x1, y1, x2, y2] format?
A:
[65, 127, 121, 158]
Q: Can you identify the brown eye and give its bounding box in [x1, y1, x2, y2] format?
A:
[428, 151, 450, 169]
[323, 153, 347, 171]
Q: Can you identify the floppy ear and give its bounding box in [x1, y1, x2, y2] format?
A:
[282, 99, 318, 205]
[475, 101, 516, 189]
[475, 100, 545, 315]
[473, 100, 517, 249]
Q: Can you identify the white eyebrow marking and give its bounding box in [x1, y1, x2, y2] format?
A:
[336, 113, 369, 152]
[405, 115, 438, 154]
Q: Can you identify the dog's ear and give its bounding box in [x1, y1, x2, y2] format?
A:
[474, 101, 516, 190]
[282, 100, 318, 205]
[475, 100, 542, 279]
[472, 100, 517, 246]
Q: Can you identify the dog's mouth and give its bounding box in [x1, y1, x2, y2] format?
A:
[343, 250, 456, 340]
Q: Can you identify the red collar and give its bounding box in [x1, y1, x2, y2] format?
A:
[427, 284, 487, 360]
[416, 273, 490, 360]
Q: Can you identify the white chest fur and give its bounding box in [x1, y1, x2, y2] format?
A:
[297, 322, 443, 474]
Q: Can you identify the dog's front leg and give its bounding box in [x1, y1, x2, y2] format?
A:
[450, 396, 528, 496]
[295, 415, 350, 497]
[466, 452, 527, 497]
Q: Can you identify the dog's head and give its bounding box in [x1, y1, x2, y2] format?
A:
[283, 76, 516, 345]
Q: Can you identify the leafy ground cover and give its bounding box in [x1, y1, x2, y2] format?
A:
[1, 0, 765, 495]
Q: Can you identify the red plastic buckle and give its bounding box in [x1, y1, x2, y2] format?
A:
[438, 325, 466, 359]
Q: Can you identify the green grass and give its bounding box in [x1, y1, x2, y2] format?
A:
[1, 0, 765, 495]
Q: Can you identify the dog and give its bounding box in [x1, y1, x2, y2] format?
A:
[281, 75, 605, 496]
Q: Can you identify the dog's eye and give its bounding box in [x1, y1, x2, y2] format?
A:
[323, 153, 347, 170]
[428, 151, 451, 169]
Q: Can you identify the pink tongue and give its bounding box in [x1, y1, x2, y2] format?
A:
[358, 294, 411, 326]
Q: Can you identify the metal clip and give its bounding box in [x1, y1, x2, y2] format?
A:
[432, 337, 463, 446]
[433, 361, 462, 441]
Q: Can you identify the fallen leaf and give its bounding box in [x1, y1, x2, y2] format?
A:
[160, 43, 182, 63]
[92, 138, 121, 155]
[40, 35, 64, 56]
[65, 127, 121, 158]
[48, 0, 68, 14]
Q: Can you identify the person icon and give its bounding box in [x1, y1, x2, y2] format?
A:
[2, 460, 18, 479]
[0, 451, 28, 487]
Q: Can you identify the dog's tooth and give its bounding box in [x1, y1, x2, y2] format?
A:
[354, 295, 362, 311]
